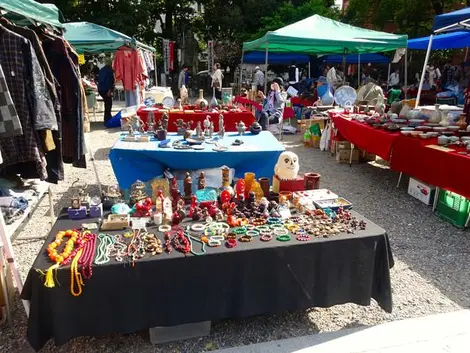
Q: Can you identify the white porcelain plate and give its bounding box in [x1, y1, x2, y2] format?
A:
[162, 96, 175, 108]
[334, 86, 357, 107]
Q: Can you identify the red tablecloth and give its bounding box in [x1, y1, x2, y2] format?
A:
[330, 113, 400, 161]
[291, 97, 316, 106]
[136, 107, 255, 132]
[391, 135, 470, 199]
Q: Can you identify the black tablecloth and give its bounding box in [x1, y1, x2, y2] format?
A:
[22, 211, 393, 351]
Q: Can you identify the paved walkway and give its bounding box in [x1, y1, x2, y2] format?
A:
[213, 310, 470, 353]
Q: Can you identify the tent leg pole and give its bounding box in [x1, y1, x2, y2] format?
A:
[264, 45, 269, 94]
[404, 49, 408, 100]
[154, 55, 158, 86]
[415, 35, 433, 108]
[239, 50, 244, 94]
[358, 54, 360, 88]
[308, 61, 311, 78]
[387, 63, 391, 91]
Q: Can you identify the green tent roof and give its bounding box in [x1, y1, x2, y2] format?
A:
[0, 0, 63, 28]
[243, 15, 408, 54]
[63, 22, 155, 54]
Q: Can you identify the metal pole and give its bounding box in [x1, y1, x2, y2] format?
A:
[239, 50, 244, 94]
[404, 49, 408, 100]
[154, 54, 158, 87]
[386, 63, 391, 91]
[308, 61, 311, 78]
[264, 45, 269, 94]
[415, 35, 434, 108]
[358, 54, 361, 88]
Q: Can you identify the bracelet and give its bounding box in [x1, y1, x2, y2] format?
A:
[226, 232, 237, 240]
[237, 218, 249, 226]
[245, 224, 255, 230]
[208, 222, 229, 229]
[233, 227, 247, 235]
[158, 225, 172, 232]
[204, 228, 226, 236]
[296, 234, 311, 241]
[210, 235, 225, 242]
[255, 225, 270, 231]
[239, 235, 253, 242]
[276, 234, 291, 242]
[269, 223, 285, 230]
[191, 223, 206, 232]
[259, 229, 272, 235]
[260, 234, 273, 242]
[208, 239, 221, 247]
[267, 217, 281, 225]
[273, 228, 288, 236]
[225, 238, 238, 248]
[251, 217, 266, 226]
[246, 230, 260, 237]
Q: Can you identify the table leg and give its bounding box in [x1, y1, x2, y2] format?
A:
[432, 187, 439, 212]
[396, 173, 403, 188]
[350, 143, 355, 167]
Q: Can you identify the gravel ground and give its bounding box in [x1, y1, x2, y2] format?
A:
[1, 123, 469, 353]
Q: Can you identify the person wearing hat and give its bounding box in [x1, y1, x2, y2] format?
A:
[253, 66, 265, 93]
[257, 77, 287, 130]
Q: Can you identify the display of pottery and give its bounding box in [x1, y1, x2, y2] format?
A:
[249, 122, 262, 135]
[195, 89, 208, 109]
[439, 107, 450, 127]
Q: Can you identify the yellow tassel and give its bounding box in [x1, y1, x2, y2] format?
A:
[42, 263, 60, 288]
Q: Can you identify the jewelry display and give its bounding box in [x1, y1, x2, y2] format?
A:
[143, 233, 163, 255]
[239, 234, 253, 242]
[276, 234, 291, 242]
[94, 233, 115, 265]
[260, 234, 273, 242]
[111, 235, 127, 262]
[78, 232, 97, 280]
[159, 225, 172, 232]
[225, 238, 238, 248]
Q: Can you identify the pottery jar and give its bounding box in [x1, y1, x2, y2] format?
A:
[258, 177, 270, 197]
[244, 172, 255, 196]
[304, 172, 321, 190]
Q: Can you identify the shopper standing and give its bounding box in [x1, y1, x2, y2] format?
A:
[253, 66, 265, 93]
[178, 64, 189, 89]
[98, 58, 115, 124]
[212, 63, 223, 100]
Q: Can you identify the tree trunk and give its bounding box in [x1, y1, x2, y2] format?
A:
[430, 1, 444, 15]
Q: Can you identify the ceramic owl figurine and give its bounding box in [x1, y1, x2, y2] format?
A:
[274, 152, 299, 180]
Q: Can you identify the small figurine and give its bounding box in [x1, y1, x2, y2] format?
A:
[155, 118, 163, 132]
[274, 151, 300, 180]
[161, 112, 169, 131]
[189, 195, 198, 217]
[218, 115, 225, 139]
[184, 172, 193, 204]
[209, 121, 214, 138]
[195, 121, 203, 138]
[177, 199, 186, 219]
[198, 172, 206, 190]
[147, 111, 155, 133]
[215, 209, 224, 221]
[235, 121, 246, 136]
[132, 197, 153, 217]
[177, 98, 183, 110]
[128, 123, 134, 136]
[202, 208, 212, 223]
[203, 116, 211, 137]
[170, 177, 182, 210]
[245, 191, 256, 210]
[192, 206, 202, 221]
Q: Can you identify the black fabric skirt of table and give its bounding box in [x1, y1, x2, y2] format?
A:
[21, 211, 394, 351]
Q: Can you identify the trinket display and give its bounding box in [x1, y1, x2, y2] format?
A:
[184, 172, 193, 203]
[198, 172, 206, 190]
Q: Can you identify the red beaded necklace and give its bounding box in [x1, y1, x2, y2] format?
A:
[78, 232, 97, 280]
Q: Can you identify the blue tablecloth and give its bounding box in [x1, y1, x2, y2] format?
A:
[109, 132, 285, 189]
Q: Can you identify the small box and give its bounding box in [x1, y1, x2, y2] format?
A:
[67, 206, 87, 220]
[272, 175, 305, 193]
[335, 141, 352, 152]
[408, 178, 436, 205]
[336, 149, 359, 163]
[149, 321, 211, 344]
[89, 203, 103, 218]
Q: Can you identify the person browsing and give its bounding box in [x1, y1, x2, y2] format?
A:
[98, 57, 115, 124]
[253, 66, 265, 92]
[257, 77, 287, 130]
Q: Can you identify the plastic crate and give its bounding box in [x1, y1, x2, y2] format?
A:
[436, 189, 470, 228]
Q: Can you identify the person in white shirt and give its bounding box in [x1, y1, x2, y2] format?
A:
[211, 63, 224, 100]
[288, 62, 299, 89]
[388, 69, 400, 87]
[253, 66, 265, 92]
[426, 64, 441, 89]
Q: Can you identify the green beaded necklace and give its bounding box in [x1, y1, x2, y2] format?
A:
[94, 233, 116, 265]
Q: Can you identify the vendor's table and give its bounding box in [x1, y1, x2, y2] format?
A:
[330, 113, 400, 161]
[22, 211, 393, 351]
[391, 135, 470, 199]
[232, 96, 295, 120]
[136, 107, 255, 132]
[109, 132, 285, 189]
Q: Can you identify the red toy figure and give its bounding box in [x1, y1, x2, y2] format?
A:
[189, 194, 198, 217]
[133, 197, 153, 217]
[192, 206, 202, 221]
[170, 177, 181, 210]
[235, 179, 245, 200]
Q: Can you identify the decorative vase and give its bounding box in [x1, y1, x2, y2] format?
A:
[249, 122, 262, 135]
[304, 173, 320, 190]
[220, 166, 234, 196]
[439, 108, 450, 127]
[320, 84, 334, 105]
[258, 177, 270, 197]
[194, 89, 208, 109]
[244, 172, 255, 197]
[210, 88, 218, 108]
[250, 180, 264, 201]
[156, 129, 167, 141]
[429, 104, 442, 124]
[458, 113, 468, 130]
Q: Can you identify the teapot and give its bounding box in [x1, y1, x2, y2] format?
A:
[235, 121, 246, 135]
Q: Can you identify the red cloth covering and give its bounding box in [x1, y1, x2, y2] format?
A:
[390, 135, 470, 199]
[291, 96, 315, 106]
[136, 107, 255, 132]
[330, 113, 399, 161]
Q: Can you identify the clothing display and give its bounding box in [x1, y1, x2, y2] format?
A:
[0, 19, 87, 184]
[113, 47, 147, 91]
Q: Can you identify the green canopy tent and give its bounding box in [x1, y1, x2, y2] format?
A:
[242, 15, 408, 92]
[0, 0, 63, 28]
[63, 22, 156, 54]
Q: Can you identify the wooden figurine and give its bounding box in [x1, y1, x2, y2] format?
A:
[198, 171, 206, 190]
[184, 172, 192, 204]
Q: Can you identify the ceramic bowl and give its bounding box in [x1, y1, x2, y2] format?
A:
[461, 136, 470, 142]
[448, 136, 460, 143]
[425, 123, 441, 127]
[401, 127, 414, 131]
[433, 127, 447, 132]
[409, 119, 425, 124]
[419, 133, 432, 139]
[427, 132, 439, 137]
[447, 126, 460, 132]
[401, 130, 413, 136]
[416, 126, 432, 131]
[391, 118, 407, 123]
[411, 130, 423, 137]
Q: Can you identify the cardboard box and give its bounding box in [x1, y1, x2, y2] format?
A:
[408, 177, 436, 205]
[362, 152, 376, 162]
[336, 149, 360, 163]
[335, 141, 352, 153]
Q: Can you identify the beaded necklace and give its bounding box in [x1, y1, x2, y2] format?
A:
[111, 235, 127, 262]
[70, 249, 84, 296]
[94, 233, 116, 265]
[78, 232, 97, 279]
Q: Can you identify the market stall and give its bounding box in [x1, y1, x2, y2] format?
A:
[109, 132, 284, 190]
[136, 106, 255, 133]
